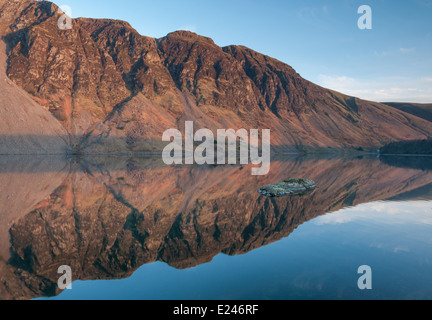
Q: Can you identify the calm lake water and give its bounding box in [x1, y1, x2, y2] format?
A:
[0, 155, 431, 300]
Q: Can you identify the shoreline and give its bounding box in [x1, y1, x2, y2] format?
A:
[0, 151, 430, 157]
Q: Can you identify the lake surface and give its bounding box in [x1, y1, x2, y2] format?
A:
[0, 155, 431, 300]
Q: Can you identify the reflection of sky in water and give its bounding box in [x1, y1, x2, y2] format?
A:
[316, 201, 432, 226]
[42, 200, 432, 300]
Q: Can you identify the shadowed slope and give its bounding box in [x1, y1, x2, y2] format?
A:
[383, 102, 432, 123]
[0, 38, 69, 154]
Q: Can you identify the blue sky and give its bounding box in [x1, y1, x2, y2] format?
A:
[52, 0, 432, 103]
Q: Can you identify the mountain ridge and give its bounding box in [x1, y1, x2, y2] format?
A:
[382, 102, 432, 123]
[1, 0, 431, 154]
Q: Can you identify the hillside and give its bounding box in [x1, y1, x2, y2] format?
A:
[1, 0, 432, 154]
[0, 0, 68, 155]
[383, 102, 432, 123]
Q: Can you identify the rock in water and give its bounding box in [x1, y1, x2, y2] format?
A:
[258, 178, 316, 197]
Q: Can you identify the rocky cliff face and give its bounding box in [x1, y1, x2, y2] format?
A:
[0, 1, 68, 155]
[1, 156, 432, 299]
[1, 0, 432, 154]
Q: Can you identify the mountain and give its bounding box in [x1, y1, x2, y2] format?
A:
[0, 0, 68, 155]
[1, 156, 432, 299]
[382, 102, 432, 123]
[1, 0, 432, 154]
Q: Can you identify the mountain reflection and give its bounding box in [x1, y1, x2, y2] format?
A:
[0, 155, 432, 300]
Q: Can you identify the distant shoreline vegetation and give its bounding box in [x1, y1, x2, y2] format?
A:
[380, 139, 432, 155]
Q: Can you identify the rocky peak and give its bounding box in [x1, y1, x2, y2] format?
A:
[1, 0, 432, 154]
[1, 0, 56, 33]
[161, 30, 216, 46]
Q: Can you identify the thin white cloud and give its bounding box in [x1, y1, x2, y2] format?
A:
[399, 48, 416, 54]
[317, 74, 432, 103]
[314, 201, 432, 226]
[322, 5, 329, 15]
[374, 48, 416, 57]
[374, 50, 393, 57]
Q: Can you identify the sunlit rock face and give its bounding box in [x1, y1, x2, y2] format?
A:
[2, 0, 432, 154]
